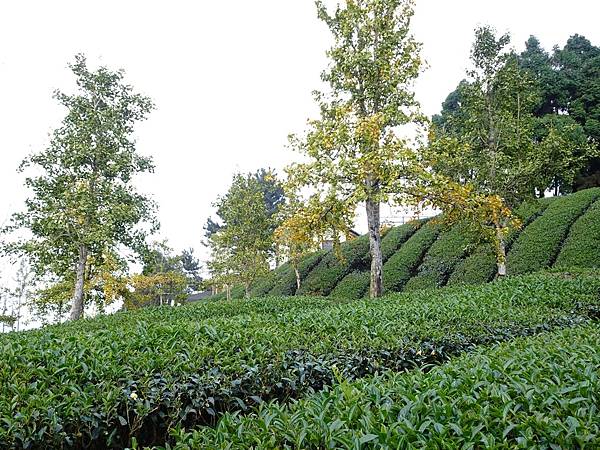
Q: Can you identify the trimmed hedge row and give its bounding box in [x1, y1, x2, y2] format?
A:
[382, 221, 441, 293]
[507, 188, 600, 275]
[248, 263, 290, 297]
[213, 251, 327, 301]
[330, 222, 422, 300]
[380, 221, 422, 262]
[448, 197, 551, 286]
[447, 243, 497, 286]
[231, 189, 597, 298]
[329, 270, 370, 300]
[268, 250, 325, 296]
[403, 223, 477, 291]
[555, 199, 600, 269]
[175, 324, 600, 449]
[2, 273, 599, 449]
[297, 235, 370, 296]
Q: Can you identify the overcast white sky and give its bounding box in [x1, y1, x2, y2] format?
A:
[1, 0, 599, 268]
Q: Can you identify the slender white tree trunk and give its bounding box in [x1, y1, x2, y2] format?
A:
[16, 294, 22, 332]
[1, 293, 6, 333]
[496, 225, 507, 277]
[69, 245, 88, 321]
[366, 198, 383, 298]
[294, 266, 301, 292]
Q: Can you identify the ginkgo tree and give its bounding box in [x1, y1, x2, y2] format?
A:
[275, 190, 351, 291]
[1, 55, 157, 321]
[409, 172, 521, 277]
[424, 26, 595, 276]
[285, 0, 424, 298]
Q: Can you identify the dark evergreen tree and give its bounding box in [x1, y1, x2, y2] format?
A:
[553, 35, 600, 189]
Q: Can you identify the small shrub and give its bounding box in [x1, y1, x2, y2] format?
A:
[449, 198, 551, 286]
[269, 250, 326, 296]
[249, 263, 290, 297]
[380, 221, 422, 262]
[404, 223, 477, 291]
[330, 270, 370, 300]
[447, 243, 497, 286]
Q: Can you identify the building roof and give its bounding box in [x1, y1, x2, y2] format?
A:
[186, 291, 212, 302]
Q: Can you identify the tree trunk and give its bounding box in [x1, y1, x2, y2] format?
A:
[226, 284, 231, 301]
[496, 228, 507, 277]
[366, 198, 383, 298]
[69, 245, 88, 321]
[294, 266, 301, 292]
[1, 293, 6, 333]
[16, 294, 22, 332]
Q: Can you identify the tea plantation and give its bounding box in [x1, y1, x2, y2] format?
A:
[173, 324, 600, 449]
[2, 271, 600, 448]
[2, 189, 600, 449]
[219, 187, 600, 300]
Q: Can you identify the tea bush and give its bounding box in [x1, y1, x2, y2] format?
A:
[380, 221, 421, 262]
[331, 222, 421, 299]
[268, 250, 325, 296]
[404, 224, 477, 291]
[382, 221, 440, 293]
[507, 188, 600, 275]
[177, 324, 600, 449]
[235, 189, 597, 298]
[555, 199, 600, 269]
[297, 235, 370, 296]
[449, 197, 551, 286]
[2, 273, 599, 449]
[330, 270, 370, 300]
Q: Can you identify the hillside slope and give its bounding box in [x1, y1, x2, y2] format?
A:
[221, 188, 600, 300]
[2, 272, 599, 448]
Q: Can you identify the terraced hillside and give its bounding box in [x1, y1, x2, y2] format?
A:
[3, 189, 600, 449]
[219, 188, 600, 300]
[2, 272, 600, 449]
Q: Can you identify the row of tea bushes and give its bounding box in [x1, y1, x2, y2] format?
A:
[330, 221, 423, 299]
[507, 188, 600, 275]
[382, 221, 441, 293]
[555, 198, 600, 268]
[268, 250, 325, 296]
[174, 324, 600, 449]
[330, 270, 370, 300]
[297, 235, 371, 296]
[2, 273, 599, 448]
[403, 224, 477, 291]
[235, 189, 598, 299]
[380, 221, 422, 261]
